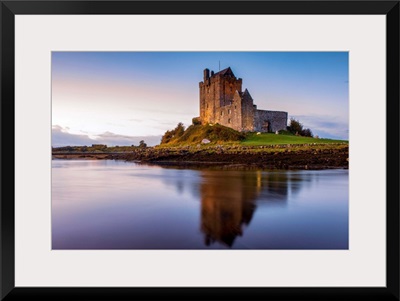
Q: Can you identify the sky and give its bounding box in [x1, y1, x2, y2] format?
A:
[52, 52, 348, 146]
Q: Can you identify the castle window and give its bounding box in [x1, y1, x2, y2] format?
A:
[206, 104, 208, 109]
[228, 109, 231, 114]
[234, 105, 237, 109]
[221, 111, 223, 116]
[228, 118, 231, 123]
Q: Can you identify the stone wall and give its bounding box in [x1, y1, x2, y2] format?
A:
[254, 110, 288, 133]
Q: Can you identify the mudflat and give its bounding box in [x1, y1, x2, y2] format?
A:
[52, 143, 348, 170]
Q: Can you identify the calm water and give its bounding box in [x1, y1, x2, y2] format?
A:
[52, 160, 348, 249]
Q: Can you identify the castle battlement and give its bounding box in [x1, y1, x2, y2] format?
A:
[196, 67, 288, 133]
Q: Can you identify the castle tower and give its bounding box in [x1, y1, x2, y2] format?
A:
[199, 67, 243, 125]
[196, 66, 288, 133]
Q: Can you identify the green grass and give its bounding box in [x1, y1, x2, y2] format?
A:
[158, 123, 348, 147]
[241, 133, 348, 146]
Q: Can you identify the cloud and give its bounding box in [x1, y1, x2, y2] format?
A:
[128, 118, 144, 123]
[290, 115, 349, 140]
[95, 131, 162, 146]
[52, 125, 161, 147]
[52, 125, 95, 146]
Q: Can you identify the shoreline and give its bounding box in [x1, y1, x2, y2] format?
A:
[52, 143, 348, 170]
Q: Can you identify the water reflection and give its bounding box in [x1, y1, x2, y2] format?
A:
[156, 166, 314, 247]
[52, 161, 348, 249]
[197, 170, 310, 247]
[199, 171, 259, 247]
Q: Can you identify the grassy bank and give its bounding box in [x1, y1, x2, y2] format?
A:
[241, 132, 347, 146]
[159, 123, 348, 147]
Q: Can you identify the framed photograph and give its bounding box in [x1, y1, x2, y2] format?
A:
[2, 1, 399, 300]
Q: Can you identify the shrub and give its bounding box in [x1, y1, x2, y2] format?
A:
[192, 117, 201, 125]
[301, 128, 313, 137]
[161, 130, 173, 144]
[161, 122, 186, 144]
[287, 118, 313, 137]
[174, 122, 185, 138]
[278, 130, 293, 135]
[287, 118, 303, 135]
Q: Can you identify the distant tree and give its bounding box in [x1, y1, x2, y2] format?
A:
[139, 140, 147, 148]
[287, 118, 313, 137]
[301, 128, 313, 137]
[287, 118, 303, 135]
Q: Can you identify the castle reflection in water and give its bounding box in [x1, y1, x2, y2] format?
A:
[200, 171, 258, 247]
[199, 170, 303, 247]
[165, 167, 307, 248]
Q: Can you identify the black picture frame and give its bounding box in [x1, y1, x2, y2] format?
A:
[1, 1, 399, 300]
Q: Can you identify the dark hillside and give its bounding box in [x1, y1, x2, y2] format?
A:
[160, 124, 245, 146]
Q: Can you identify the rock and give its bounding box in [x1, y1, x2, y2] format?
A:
[201, 139, 211, 144]
[256, 132, 261, 135]
[275, 131, 279, 134]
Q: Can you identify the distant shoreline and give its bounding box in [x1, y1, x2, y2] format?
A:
[52, 143, 348, 170]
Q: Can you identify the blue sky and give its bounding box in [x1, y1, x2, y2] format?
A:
[52, 52, 348, 146]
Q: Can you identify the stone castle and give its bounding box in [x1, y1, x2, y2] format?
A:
[195, 67, 288, 133]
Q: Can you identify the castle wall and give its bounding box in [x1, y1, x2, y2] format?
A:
[214, 92, 242, 131]
[241, 91, 255, 132]
[219, 77, 242, 107]
[254, 110, 288, 133]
